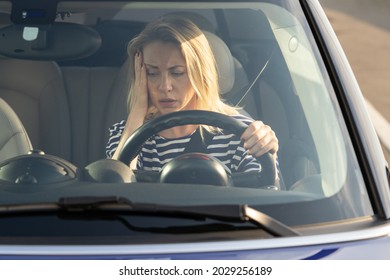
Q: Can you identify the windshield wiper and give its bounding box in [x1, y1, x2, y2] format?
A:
[0, 196, 299, 237]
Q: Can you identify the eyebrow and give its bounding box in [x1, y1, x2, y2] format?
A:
[144, 64, 186, 70]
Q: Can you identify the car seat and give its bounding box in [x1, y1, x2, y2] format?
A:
[0, 98, 32, 161]
[0, 58, 72, 161]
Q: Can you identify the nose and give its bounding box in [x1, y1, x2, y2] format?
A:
[158, 73, 173, 93]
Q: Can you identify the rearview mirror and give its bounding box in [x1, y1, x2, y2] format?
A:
[0, 22, 101, 61]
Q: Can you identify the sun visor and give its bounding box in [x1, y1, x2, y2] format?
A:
[0, 23, 102, 61]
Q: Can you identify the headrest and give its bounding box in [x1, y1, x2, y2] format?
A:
[203, 31, 235, 94]
[0, 58, 62, 98]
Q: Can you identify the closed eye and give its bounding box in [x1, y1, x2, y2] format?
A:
[171, 71, 185, 76]
[146, 71, 159, 76]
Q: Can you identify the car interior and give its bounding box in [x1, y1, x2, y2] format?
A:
[0, 1, 382, 243]
[0, 2, 321, 191]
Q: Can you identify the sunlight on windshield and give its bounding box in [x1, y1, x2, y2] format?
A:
[261, 3, 347, 196]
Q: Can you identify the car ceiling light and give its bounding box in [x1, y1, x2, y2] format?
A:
[22, 26, 39, 41]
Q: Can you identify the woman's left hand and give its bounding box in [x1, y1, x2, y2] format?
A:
[240, 121, 279, 158]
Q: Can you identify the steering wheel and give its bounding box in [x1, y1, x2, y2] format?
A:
[117, 110, 276, 187]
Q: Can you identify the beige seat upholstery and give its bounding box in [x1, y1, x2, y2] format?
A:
[61, 66, 122, 167]
[0, 58, 71, 161]
[0, 98, 32, 161]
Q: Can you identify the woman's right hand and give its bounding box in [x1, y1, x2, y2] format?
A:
[112, 51, 148, 162]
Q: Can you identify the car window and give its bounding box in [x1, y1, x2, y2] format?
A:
[0, 0, 374, 236]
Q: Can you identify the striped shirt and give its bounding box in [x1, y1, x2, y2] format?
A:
[106, 115, 264, 173]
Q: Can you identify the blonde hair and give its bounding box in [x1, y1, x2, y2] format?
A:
[126, 16, 239, 133]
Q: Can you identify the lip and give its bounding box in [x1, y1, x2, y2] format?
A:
[159, 98, 177, 108]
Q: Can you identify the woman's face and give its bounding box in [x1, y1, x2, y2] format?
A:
[142, 41, 197, 115]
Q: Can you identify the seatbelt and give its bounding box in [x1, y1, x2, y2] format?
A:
[226, 46, 276, 107]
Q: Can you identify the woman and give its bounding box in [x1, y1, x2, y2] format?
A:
[106, 15, 278, 178]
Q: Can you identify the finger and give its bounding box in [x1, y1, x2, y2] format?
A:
[242, 122, 270, 149]
[240, 121, 264, 141]
[248, 135, 279, 158]
[130, 52, 149, 112]
[246, 130, 273, 154]
[242, 122, 279, 156]
[134, 51, 140, 67]
[134, 52, 142, 77]
[134, 52, 147, 88]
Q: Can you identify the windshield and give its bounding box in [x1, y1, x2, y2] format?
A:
[0, 0, 373, 238]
